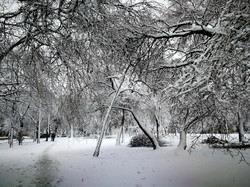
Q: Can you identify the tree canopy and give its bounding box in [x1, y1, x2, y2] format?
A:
[0, 0, 249, 153]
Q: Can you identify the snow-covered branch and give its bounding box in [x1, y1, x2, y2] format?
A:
[119, 88, 149, 97]
[95, 81, 114, 90]
[144, 24, 226, 39]
[112, 105, 160, 150]
[149, 61, 193, 71]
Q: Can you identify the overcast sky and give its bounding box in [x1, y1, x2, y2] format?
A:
[0, 0, 20, 13]
[0, 0, 168, 14]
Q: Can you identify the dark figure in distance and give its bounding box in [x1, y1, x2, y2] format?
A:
[17, 131, 23, 145]
[51, 133, 56, 141]
[45, 129, 49, 141]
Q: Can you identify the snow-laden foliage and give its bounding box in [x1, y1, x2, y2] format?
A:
[0, 0, 249, 153]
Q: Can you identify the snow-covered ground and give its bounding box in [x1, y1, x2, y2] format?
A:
[0, 134, 250, 187]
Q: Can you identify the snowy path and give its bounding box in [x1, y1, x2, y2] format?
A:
[1, 136, 250, 187]
[32, 143, 59, 186]
[0, 139, 59, 187]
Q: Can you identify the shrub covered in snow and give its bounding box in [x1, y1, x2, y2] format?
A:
[128, 134, 167, 147]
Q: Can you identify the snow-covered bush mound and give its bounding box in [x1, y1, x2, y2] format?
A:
[128, 134, 167, 147]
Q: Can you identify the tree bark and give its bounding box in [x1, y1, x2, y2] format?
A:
[37, 101, 42, 144]
[46, 112, 51, 141]
[9, 126, 14, 148]
[46, 112, 50, 142]
[93, 75, 126, 157]
[93, 92, 120, 157]
[116, 110, 125, 146]
[112, 106, 160, 149]
[238, 112, 245, 143]
[178, 127, 187, 150]
[70, 125, 74, 138]
[116, 126, 123, 146]
[130, 110, 160, 150]
[155, 114, 160, 139]
[121, 125, 124, 143]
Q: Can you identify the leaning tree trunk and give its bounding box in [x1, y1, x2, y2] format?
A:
[131, 110, 160, 150]
[155, 114, 160, 140]
[178, 127, 187, 150]
[93, 91, 119, 157]
[93, 75, 125, 157]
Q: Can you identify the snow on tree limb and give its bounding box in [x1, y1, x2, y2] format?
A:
[149, 61, 194, 71]
[144, 23, 226, 39]
[112, 106, 160, 150]
[119, 88, 149, 97]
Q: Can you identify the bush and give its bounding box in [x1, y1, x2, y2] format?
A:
[128, 134, 167, 147]
[202, 136, 228, 144]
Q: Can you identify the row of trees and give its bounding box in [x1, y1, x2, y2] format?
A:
[0, 0, 249, 154]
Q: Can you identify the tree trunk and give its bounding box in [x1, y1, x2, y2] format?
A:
[70, 125, 74, 138]
[37, 102, 42, 144]
[116, 110, 125, 146]
[155, 114, 160, 139]
[9, 126, 14, 148]
[174, 126, 177, 136]
[225, 122, 229, 135]
[93, 75, 125, 157]
[178, 128, 187, 150]
[238, 112, 245, 143]
[121, 122, 124, 143]
[45, 129, 49, 142]
[131, 110, 160, 150]
[93, 93, 119, 157]
[116, 126, 123, 146]
[46, 112, 51, 141]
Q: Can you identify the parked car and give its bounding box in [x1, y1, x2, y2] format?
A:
[40, 134, 48, 138]
[61, 134, 67, 137]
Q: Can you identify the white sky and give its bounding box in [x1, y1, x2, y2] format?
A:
[0, 0, 20, 13]
[0, 0, 168, 14]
